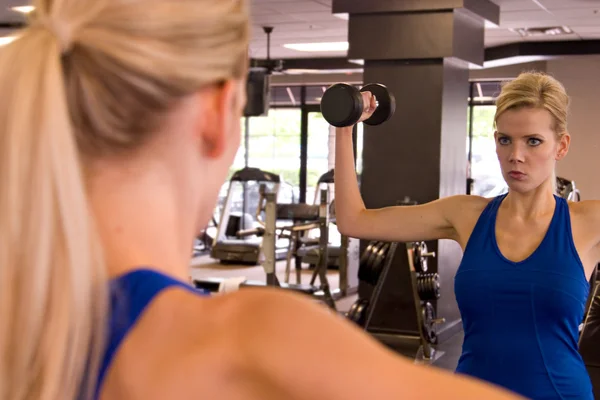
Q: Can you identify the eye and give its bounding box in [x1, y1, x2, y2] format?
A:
[528, 138, 542, 146]
[498, 136, 510, 145]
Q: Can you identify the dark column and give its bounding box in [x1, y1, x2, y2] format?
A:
[299, 86, 308, 204]
[334, 0, 499, 344]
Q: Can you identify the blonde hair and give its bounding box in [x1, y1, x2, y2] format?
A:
[494, 71, 570, 191]
[0, 0, 249, 399]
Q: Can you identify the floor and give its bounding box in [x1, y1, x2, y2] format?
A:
[189, 253, 464, 372]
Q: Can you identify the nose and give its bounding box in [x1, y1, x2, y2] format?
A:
[509, 144, 525, 164]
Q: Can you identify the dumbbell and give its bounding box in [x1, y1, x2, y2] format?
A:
[320, 83, 396, 128]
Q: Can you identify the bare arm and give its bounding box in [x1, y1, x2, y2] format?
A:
[335, 121, 472, 243]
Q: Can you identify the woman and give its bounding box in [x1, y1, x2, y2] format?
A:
[335, 72, 597, 399]
[0, 1, 524, 399]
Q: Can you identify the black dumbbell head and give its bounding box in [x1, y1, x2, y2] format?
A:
[320, 83, 363, 127]
[360, 83, 396, 126]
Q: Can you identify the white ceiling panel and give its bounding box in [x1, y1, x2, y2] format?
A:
[490, 0, 545, 11]
[485, 29, 523, 38]
[571, 25, 600, 33]
[2, 0, 600, 60]
[540, 0, 600, 9]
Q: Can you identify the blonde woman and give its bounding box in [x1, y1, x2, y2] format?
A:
[0, 1, 524, 399]
[335, 72, 596, 399]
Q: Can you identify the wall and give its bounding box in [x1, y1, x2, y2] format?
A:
[468, 60, 548, 81]
[547, 56, 600, 200]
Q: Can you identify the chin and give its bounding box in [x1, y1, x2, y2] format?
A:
[506, 180, 543, 194]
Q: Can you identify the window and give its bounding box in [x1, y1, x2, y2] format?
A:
[248, 108, 301, 203]
[356, 123, 364, 175]
[227, 118, 247, 179]
[471, 106, 503, 197]
[306, 112, 331, 202]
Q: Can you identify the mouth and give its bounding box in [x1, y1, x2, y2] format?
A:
[508, 171, 526, 180]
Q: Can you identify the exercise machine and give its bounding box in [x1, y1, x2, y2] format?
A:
[195, 187, 341, 309]
[556, 176, 581, 201]
[192, 215, 218, 257]
[210, 167, 289, 265]
[285, 169, 360, 296]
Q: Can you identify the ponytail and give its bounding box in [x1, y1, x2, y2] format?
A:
[0, 0, 250, 396]
[0, 27, 107, 400]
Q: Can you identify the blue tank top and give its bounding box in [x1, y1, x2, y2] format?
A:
[455, 193, 593, 399]
[94, 269, 208, 399]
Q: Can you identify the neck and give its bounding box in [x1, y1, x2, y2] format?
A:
[87, 159, 199, 283]
[503, 182, 556, 220]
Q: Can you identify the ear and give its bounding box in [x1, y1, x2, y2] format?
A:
[556, 132, 570, 161]
[196, 80, 240, 159]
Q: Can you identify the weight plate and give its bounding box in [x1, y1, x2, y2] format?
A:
[360, 83, 396, 126]
[359, 241, 377, 268]
[348, 298, 369, 327]
[371, 242, 390, 283]
[321, 83, 363, 128]
[365, 242, 386, 285]
[416, 272, 441, 301]
[358, 241, 378, 283]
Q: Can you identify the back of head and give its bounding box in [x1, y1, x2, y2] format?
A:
[0, 0, 249, 399]
[494, 71, 570, 136]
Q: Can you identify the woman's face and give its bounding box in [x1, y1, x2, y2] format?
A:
[494, 107, 569, 193]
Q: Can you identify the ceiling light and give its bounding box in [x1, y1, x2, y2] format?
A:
[348, 59, 364, 66]
[511, 26, 573, 37]
[333, 13, 349, 21]
[11, 5, 35, 14]
[283, 42, 349, 52]
[0, 36, 17, 46]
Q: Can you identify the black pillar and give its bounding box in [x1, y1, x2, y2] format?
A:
[334, 0, 500, 343]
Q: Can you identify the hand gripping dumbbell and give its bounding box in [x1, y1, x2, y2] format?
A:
[320, 83, 396, 128]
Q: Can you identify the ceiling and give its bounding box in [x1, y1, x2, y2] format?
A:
[2, 0, 600, 60]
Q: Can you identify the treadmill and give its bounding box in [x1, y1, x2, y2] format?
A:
[210, 167, 289, 265]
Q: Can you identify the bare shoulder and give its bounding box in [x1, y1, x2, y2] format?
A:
[568, 200, 600, 239]
[443, 195, 493, 247]
[443, 194, 491, 215]
[568, 199, 600, 246]
[98, 287, 257, 400]
[568, 199, 600, 219]
[99, 286, 324, 400]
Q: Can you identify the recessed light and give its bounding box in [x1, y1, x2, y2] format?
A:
[511, 26, 573, 37]
[0, 36, 18, 46]
[333, 13, 349, 21]
[11, 5, 35, 14]
[283, 42, 349, 52]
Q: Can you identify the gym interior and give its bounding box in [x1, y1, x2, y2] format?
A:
[187, 0, 600, 393]
[4, 0, 599, 396]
